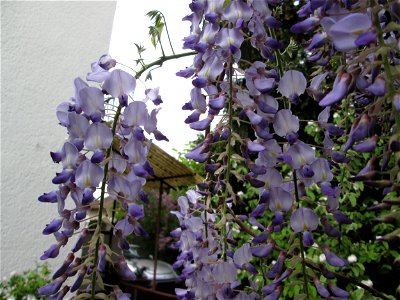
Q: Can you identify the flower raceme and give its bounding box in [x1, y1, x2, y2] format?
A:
[38, 54, 166, 297]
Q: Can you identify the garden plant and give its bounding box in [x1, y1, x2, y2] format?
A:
[37, 0, 399, 299]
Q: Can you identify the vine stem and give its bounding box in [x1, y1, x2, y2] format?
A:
[372, 0, 399, 133]
[90, 50, 197, 299]
[160, 12, 175, 55]
[135, 51, 196, 78]
[293, 172, 310, 299]
[90, 106, 122, 299]
[222, 59, 234, 261]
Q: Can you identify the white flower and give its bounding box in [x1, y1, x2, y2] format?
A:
[347, 254, 358, 263]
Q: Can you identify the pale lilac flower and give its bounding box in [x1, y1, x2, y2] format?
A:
[278, 70, 307, 104]
[75, 160, 103, 189]
[290, 207, 318, 232]
[102, 69, 136, 99]
[84, 122, 113, 150]
[319, 72, 350, 106]
[322, 13, 372, 51]
[273, 109, 300, 138]
[78, 86, 105, 121]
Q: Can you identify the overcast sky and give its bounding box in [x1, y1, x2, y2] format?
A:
[109, 1, 198, 157]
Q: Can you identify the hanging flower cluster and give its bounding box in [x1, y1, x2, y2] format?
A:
[37, 54, 169, 298]
[172, 0, 399, 299]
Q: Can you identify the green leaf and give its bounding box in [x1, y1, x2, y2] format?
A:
[349, 193, 357, 207]
[352, 288, 364, 300]
[95, 293, 109, 300]
[76, 293, 91, 300]
[145, 71, 152, 81]
[289, 256, 302, 268]
[215, 215, 227, 229]
[134, 43, 146, 54]
[223, 0, 232, 8]
[294, 292, 306, 300]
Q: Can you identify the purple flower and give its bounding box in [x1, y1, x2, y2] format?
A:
[115, 256, 137, 281]
[343, 113, 372, 152]
[290, 207, 318, 232]
[38, 274, 67, 295]
[78, 86, 105, 121]
[314, 278, 330, 297]
[291, 17, 318, 34]
[322, 13, 372, 51]
[98, 54, 116, 70]
[43, 218, 63, 235]
[84, 122, 113, 150]
[190, 114, 213, 131]
[128, 203, 144, 219]
[266, 251, 286, 279]
[269, 187, 293, 212]
[213, 262, 237, 284]
[114, 286, 131, 300]
[254, 78, 276, 94]
[38, 190, 58, 203]
[40, 243, 62, 260]
[222, 0, 253, 24]
[47, 286, 69, 300]
[321, 245, 349, 267]
[70, 265, 87, 292]
[196, 54, 224, 84]
[52, 252, 74, 279]
[75, 160, 103, 189]
[285, 140, 316, 170]
[332, 210, 352, 224]
[67, 113, 89, 145]
[102, 69, 136, 99]
[278, 70, 307, 104]
[311, 158, 333, 183]
[123, 101, 149, 127]
[303, 231, 314, 247]
[329, 283, 349, 298]
[233, 243, 253, 267]
[273, 109, 299, 138]
[215, 28, 244, 54]
[321, 216, 341, 238]
[87, 62, 109, 83]
[353, 135, 378, 152]
[250, 242, 274, 258]
[123, 138, 149, 164]
[319, 72, 350, 106]
[355, 31, 377, 47]
[97, 244, 107, 272]
[71, 228, 88, 252]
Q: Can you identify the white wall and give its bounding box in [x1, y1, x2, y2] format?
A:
[1, 1, 116, 277]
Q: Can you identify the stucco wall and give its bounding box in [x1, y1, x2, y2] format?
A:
[1, 1, 116, 277]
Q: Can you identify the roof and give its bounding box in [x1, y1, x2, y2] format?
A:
[145, 143, 203, 190]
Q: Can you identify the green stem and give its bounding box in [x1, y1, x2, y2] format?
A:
[90, 51, 196, 299]
[160, 13, 175, 54]
[158, 35, 166, 57]
[90, 106, 122, 299]
[222, 60, 234, 261]
[268, 28, 288, 109]
[293, 172, 310, 299]
[135, 51, 196, 78]
[372, 1, 399, 132]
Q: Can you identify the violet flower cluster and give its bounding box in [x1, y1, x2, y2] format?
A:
[172, 0, 399, 299]
[38, 54, 167, 298]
